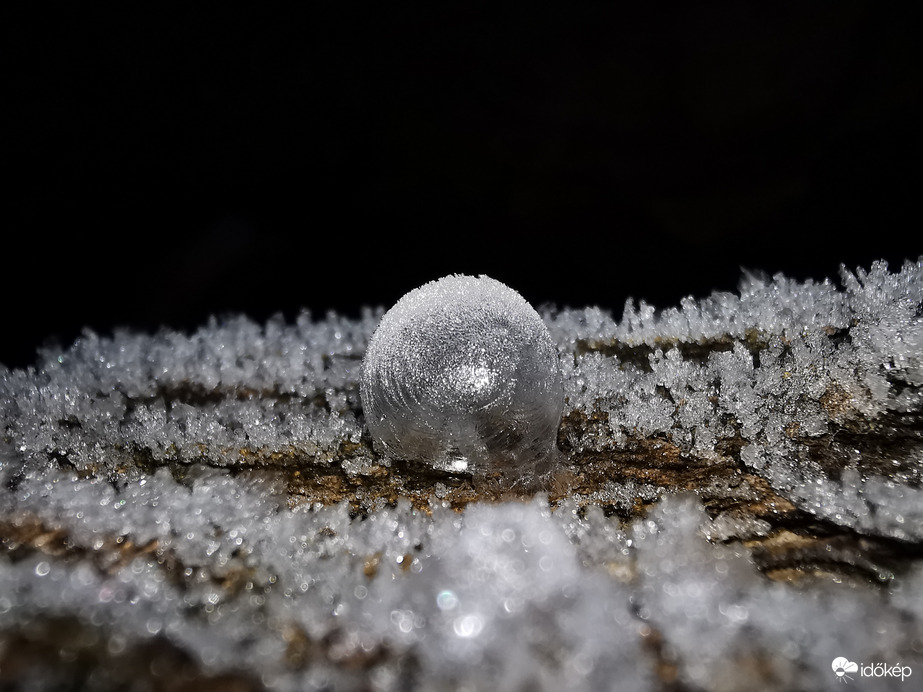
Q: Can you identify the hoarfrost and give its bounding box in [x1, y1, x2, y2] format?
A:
[1, 259, 921, 690]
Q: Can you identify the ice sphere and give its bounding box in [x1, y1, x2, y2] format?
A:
[360, 274, 564, 476]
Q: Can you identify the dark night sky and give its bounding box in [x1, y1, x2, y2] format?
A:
[4, 4, 921, 368]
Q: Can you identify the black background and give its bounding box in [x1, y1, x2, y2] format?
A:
[5, 4, 921, 369]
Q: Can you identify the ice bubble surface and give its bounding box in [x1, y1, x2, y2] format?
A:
[1, 259, 922, 691]
[361, 274, 564, 478]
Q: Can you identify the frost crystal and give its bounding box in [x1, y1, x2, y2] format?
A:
[360, 274, 564, 476]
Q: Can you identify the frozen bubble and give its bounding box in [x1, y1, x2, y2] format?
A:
[360, 275, 564, 478]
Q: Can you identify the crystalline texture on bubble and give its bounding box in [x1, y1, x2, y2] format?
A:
[360, 274, 564, 476]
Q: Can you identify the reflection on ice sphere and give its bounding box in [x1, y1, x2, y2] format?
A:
[360, 275, 564, 475]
